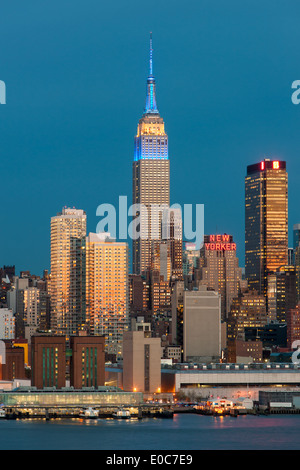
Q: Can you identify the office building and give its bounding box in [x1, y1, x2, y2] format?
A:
[199, 234, 243, 319]
[162, 207, 183, 281]
[151, 241, 172, 283]
[128, 274, 151, 322]
[0, 308, 15, 340]
[31, 335, 66, 389]
[182, 243, 200, 289]
[294, 224, 300, 302]
[171, 280, 184, 350]
[123, 328, 162, 394]
[244, 322, 287, 349]
[227, 339, 263, 363]
[132, 34, 170, 275]
[150, 270, 172, 317]
[50, 207, 86, 338]
[183, 286, 221, 362]
[227, 290, 268, 342]
[70, 334, 105, 388]
[275, 265, 297, 323]
[286, 303, 300, 349]
[0, 340, 26, 381]
[85, 233, 129, 357]
[0, 266, 15, 307]
[7, 274, 51, 341]
[245, 159, 288, 297]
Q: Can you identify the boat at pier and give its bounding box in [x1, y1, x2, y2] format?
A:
[112, 408, 131, 419]
[79, 407, 99, 419]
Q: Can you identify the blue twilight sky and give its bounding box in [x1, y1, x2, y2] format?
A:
[0, 0, 300, 276]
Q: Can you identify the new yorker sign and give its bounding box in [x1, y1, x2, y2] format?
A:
[205, 234, 236, 251]
[0, 80, 6, 104]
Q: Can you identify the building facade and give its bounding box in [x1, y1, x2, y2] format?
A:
[123, 330, 162, 394]
[70, 334, 105, 389]
[245, 159, 288, 298]
[31, 335, 66, 389]
[294, 224, 300, 303]
[227, 290, 268, 343]
[132, 34, 170, 275]
[286, 303, 300, 349]
[0, 308, 15, 340]
[50, 208, 87, 338]
[183, 286, 221, 363]
[85, 233, 129, 358]
[0, 341, 26, 381]
[199, 234, 243, 320]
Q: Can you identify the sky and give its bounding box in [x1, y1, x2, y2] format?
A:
[0, 0, 300, 276]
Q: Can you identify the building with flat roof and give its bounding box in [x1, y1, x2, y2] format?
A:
[286, 303, 300, 349]
[0, 308, 15, 340]
[161, 362, 300, 398]
[199, 234, 243, 320]
[227, 339, 263, 363]
[85, 233, 129, 358]
[0, 341, 26, 381]
[183, 286, 221, 363]
[50, 207, 87, 338]
[31, 335, 66, 389]
[0, 387, 143, 409]
[245, 159, 288, 299]
[293, 224, 300, 303]
[227, 290, 267, 343]
[70, 334, 105, 389]
[123, 330, 162, 394]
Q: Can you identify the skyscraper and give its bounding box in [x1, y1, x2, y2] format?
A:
[132, 33, 170, 275]
[182, 243, 200, 288]
[162, 207, 183, 281]
[85, 232, 129, 358]
[199, 234, 243, 320]
[227, 290, 267, 343]
[50, 207, 87, 338]
[245, 159, 288, 297]
[294, 224, 300, 302]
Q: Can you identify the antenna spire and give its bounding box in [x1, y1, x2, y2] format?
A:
[144, 32, 159, 114]
[149, 31, 153, 76]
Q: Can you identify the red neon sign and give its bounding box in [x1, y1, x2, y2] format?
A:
[205, 235, 236, 251]
[205, 243, 236, 251]
[209, 235, 230, 242]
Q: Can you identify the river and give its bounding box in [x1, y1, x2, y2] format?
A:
[0, 413, 299, 450]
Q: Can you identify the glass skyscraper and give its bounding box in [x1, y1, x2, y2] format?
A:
[245, 159, 288, 297]
[294, 223, 300, 302]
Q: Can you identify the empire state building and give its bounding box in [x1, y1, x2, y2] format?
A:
[132, 34, 170, 275]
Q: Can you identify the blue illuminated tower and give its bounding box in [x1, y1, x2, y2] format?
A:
[132, 33, 170, 275]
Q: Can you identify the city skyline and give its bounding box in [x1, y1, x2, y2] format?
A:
[1, 0, 300, 276]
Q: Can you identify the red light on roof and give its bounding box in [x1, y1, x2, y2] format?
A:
[273, 161, 279, 169]
[261, 161, 265, 170]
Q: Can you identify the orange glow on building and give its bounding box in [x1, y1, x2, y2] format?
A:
[50, 208, 86, 337]
[86, 233, 129, 357]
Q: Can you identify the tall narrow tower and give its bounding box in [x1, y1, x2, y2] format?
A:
[245, 159, 288, 297]
[50, 207, 87, 338]
[132, 34, 170, 275]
